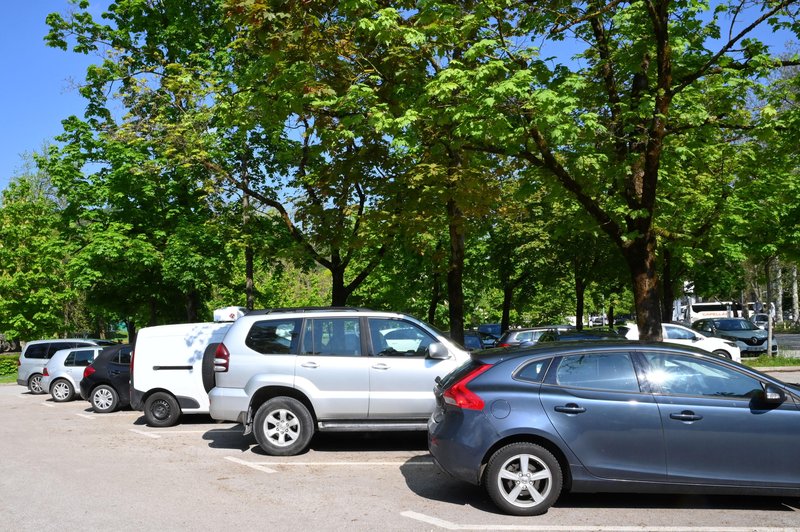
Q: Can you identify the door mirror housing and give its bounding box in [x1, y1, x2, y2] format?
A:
[761, 384, 786, 404]
[428, 342, 450, 360]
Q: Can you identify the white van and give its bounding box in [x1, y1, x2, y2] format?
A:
[130, 308, 245, 427]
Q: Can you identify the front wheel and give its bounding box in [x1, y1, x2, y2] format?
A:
[485, 442, 563, 516]
[144, 392, 181, 427]
[91, 385, 119, 413]
[712, 349, 732, 360]
[28, 373, 45, 395]
[253, 397, 314, 456]
[51, 379, 75, 402]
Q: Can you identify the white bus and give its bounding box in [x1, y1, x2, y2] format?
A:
[682, 301, 741, 324]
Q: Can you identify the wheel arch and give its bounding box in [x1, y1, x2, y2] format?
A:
[249, 386, 317, 425]
[479, 434, 573, 492]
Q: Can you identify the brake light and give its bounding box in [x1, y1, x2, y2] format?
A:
[497, 342, 510, 348]
[442, 364, 492, 410]
[83, 365, 96, 379]
[43, 367, 49, 377]
[214, 343, 230, 372]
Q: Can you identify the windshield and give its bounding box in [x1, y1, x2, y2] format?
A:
[714, 319, 759, 331]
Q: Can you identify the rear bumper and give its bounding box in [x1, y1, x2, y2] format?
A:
[208, 387, 249, 423]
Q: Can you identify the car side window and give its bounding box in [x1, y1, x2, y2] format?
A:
[117, 349, 132, 365]
[70, 350, 96, 367]
[48, 342, 75, 357]
[664, 326, 694, 340]
[301, 318, 362, 357]
[551, 353, 639, 392]
[642, 353, 763, 398]
[24, 344, 48, 359]
[515, 358, 552, 383]
[367, 318, 435, 357]
[246, 319, 301, 355]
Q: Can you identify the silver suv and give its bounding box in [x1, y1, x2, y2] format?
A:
[208, 308, 469, 455]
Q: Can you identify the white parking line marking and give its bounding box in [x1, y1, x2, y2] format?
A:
[40, 402, 55, 408]
[75, 413, 94, 419]
[225, 456, 277, 474]
[130, 429, 160, 439]
[400, 512, 800, 531]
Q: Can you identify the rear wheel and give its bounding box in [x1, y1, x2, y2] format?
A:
[91, 385, 119, 413]
[144, 392, 181, 427]
[485, 442, 562, 516]
[51, 379, 75, 402]
[253, 397, 314, 456]
[28, 374, 45, 395]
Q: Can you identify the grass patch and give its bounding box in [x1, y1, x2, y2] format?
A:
[0, 374, 16, 384]
[743, 355, 800, 367]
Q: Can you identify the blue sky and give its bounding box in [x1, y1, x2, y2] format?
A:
[0, 3, 796, 192]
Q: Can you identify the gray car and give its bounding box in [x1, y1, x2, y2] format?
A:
[691, 318, 778, 356]
[429, 341, 800, 516]
[208, 308, 469, 456]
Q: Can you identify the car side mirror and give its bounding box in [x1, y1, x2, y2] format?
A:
[761, 384, 786, 404]
[428, 342, 451, 360]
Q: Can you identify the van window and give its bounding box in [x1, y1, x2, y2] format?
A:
[246, 319, 301, 355]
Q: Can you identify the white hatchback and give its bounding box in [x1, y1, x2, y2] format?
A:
[42, 347, 105, 402]
[623, 322, 741, 362]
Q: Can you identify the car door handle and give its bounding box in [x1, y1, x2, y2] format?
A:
[554, 403, 586, 414]
[670, 411, 703, 422]
[300, 362, 319, 369]
[372, 363, 391, 370]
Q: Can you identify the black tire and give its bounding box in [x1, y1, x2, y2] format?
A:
[253, 397, 314, 456]
[144, 392, 181, 427]
[91, 384, 119, 413]
[485, 442, 563, 516]
[712, 349, 732, 360]
[51, 379, 75, 402]
[201, 343, 219, 393]
[28, 373, 45, 395]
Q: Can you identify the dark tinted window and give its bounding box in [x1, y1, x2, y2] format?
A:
[246, 319, 301, 355]
[66, 350, 96, 367]
[643, 353, 763, 398]
[515, 358, 552, 383]
[116, 349, 132, 365]
[48, 342, 77, 357]
[24, 344, 49, 359]
[552, 353, 639, 392]
[302, 318, 362, 357]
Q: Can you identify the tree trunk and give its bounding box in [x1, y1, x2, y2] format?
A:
[792, 264, 799, 326]
[575, 274, 585, 331]
[427, 270, 441, 324]
[776, 261, 783, 324]
[624, 235, 663, 341]
[185, 290, 200, 322]
[447, 197, 465, 346]
[330, 265, 348, 307]
[125, 319, 137, 345]
[501, 284, 514, 334]
[245, 245, 255, 310]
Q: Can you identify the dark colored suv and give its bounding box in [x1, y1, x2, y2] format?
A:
[79, 344, 133, 413]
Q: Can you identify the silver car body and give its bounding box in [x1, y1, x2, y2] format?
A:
[209, 309, 470, 428]
[41, 346, 104, 401]
[17, 338, 116, 393]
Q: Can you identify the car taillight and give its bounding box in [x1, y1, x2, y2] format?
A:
[83, 365, 96, 379]
[43, 367, 49, 377]
[214, 343, 230, 372]
[442, 364, 492, 410]
[497, 342, 510, 348]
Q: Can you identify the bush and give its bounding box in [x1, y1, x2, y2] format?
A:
[0, 354, 19, 377]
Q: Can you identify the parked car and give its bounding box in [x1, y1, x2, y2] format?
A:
[751, 313, 770, 329]
[462, 331, 485, 351]
[130, 318, 237, 427]
[691, 318, 778, 356]
[41, 346, 105, 402]
[209, 307, 470, 456]
[537, 328, 620, 342]
[428, 341, 800, 516]
[17, 338, 118, 394]
[496, 326, 575, 348]
[79, 344, 134, 413]
[477, 323, 501, 339]
[620, 322, 741, 362]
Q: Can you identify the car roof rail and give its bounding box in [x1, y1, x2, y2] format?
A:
[247, 307, 375, 316]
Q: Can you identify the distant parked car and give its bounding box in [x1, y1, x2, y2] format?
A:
[428, 341, 800, 516]
[80, 344, 133, 413]
[17, 338, 118, 394]
[691, 318, 778, 356]
[538, 328, 620, 343]
[462, 331, 485, 351]
[751, 313, 770, 329]
[477, 323, 502, 339]
[621, 322, 741, 362]
[496, 326, 574, 348]
[42, 346, 105, 402]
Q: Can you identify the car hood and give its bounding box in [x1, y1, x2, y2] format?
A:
[716, 328, 767, 339]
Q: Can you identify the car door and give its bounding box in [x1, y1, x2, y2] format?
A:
[366, 318, 457, 419]
[294, 317, 369, 419]
[641, 351, 800, 486]
[110, 346, 133, 403]
[539, 351, 667, 481]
